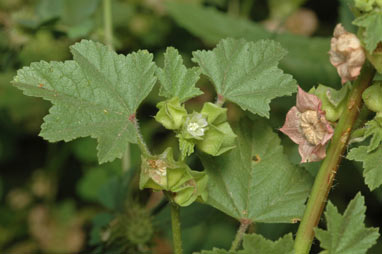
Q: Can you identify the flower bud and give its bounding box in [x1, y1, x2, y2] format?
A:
[309, 84, 349, 122]
[363, 82, 382, 112]
[200, 102, 227, 125]
[139, 148, 190, 190]
[139, 148, 208, 207]
[355, 0, 375, 12]
[197, 122, 237, 156]
[155, 97, 187, 130]
[173, 170, 208, 207]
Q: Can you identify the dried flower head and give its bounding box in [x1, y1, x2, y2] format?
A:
[329, 24, 365, 84]
[280, 87, 334, 163]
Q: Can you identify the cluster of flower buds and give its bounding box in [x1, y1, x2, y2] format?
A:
[329, 24, 365, 84]
[355, 0, 382, 12]
[155, 97, 236, 159]
[139, 148, 208, 207]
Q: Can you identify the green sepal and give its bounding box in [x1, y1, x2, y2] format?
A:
[309, 84, 349, 122]
[173, 170, 208, 206]
[197, 122, 237, 156]
[355, 0, 375, 12]
[366, 47, 382, 73]
[363, 82, 382, 112]
[200, 102, 227, 125]
[139, 147, 208, 207]
[139, 147, 190, 190]
[154, 97, 187, 130]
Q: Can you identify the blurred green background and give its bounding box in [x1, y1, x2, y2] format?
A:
[0, 0, 381, 253]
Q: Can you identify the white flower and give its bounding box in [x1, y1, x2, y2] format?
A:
[185, 112, 208, 139]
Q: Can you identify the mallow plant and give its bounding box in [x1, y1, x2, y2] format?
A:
[11, 0, 382, 253]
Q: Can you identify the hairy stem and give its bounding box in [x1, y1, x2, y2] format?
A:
[230, 219, 251, 251]
[294, 62, 376, 254]
[170, 201, 183, 254]
[132, 118, 151, 157]
[103, 0, 113, 50]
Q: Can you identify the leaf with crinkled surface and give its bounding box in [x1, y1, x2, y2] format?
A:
[12, 40, 156, 163]
[199, 118, 312, 223]
[156, 47, 202, 102]
[315, 193, 379, 254]
[364, 118, 382, 152]
[353, 11, 382, 53]
[192, 38, 297, 118]
[347, 146, 382, 190]
[239, 233, 294, 254]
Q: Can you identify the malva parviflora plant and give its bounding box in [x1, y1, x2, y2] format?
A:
[11, 0, 382, 253]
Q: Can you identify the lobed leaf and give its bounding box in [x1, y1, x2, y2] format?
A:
[12, 40, 157, 163]
[240, 233, 294, 254]
[353, 11, 382, 53]
[156, 47, 203, 102]
[196, 233, 294, 254]
[364, 118, 382, 152]
[192, 38, 297, 117]
[315, 193, 379, 254]
[199, 118, 312, 223]
[347, 146, 382, 191]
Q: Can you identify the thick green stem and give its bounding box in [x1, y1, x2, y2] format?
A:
[103, 0, 113, 50]
[170, 202, 183, 254]
[294, 62, 376, 254]
[230, 219, 251, 251]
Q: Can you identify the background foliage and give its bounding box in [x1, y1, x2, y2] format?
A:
[1, 0, 381, 253]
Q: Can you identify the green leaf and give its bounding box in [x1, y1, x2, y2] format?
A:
[37, 0, 101, 26]
[77, 167, 112, 202]
[196, 233, 294, 254]
[347, 146, 382, 190]
[315, 193, 379, 254]
[12, 40, 156, 163]
[353, 11, 382, 53]
[156, 47, 202, 102]
[166, 2, 339, 87]
[364, 117, 382, 152]
[240, 233, 294, 254]
[192, 38, 297, 117]
[199, 118, 312, 223]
